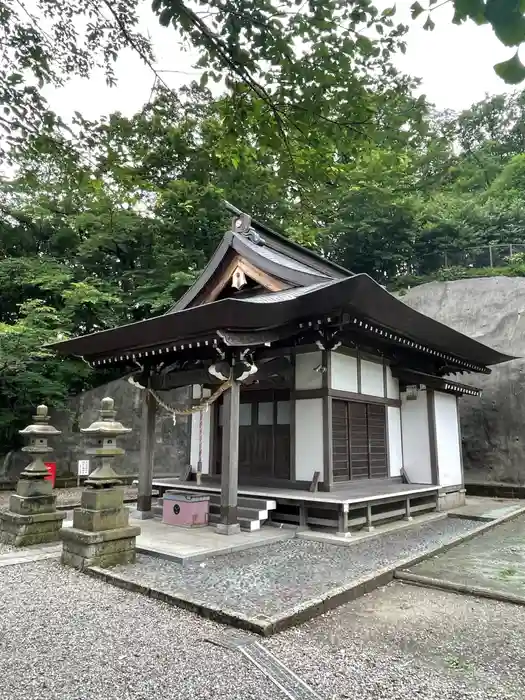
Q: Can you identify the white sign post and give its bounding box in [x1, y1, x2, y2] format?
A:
[77, 459, 90, 488]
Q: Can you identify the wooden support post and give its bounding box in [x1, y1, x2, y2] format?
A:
[136, 390, 157, 518]
[405, 497, 413, 522]
[217, 379, 241, 535]
[336, 503, 350, 538]
[365, 504, 374, 532]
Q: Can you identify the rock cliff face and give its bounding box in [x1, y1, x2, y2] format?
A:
[0, 379, 191, 482]
[401, 277, 525, 484]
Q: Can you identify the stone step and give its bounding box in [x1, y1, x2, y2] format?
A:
[207, 494, 277, 511]
[208, 503, 268, 521]
[208, 512, 261, 531]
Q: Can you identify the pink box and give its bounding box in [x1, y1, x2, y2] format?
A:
[162, 491, 210, 528]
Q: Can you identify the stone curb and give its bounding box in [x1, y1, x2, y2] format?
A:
[84, 507, 525, 636]
[85, 566, 272, 635]
[0, 545, 61, 568]
[394, 570, 525, 607]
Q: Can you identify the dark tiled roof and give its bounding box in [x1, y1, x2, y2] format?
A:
[248, 281, 335, 303]
[51, 275, 514, 368]
[239, 233, 330, 278]
[170, 207, 349, 312]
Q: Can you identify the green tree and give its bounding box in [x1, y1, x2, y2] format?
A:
[3, 0, 525, 165]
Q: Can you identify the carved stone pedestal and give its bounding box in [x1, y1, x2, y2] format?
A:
[0, 405, 65, 546]
[60, 397, 140, 570]
[61, 487, 140, 569]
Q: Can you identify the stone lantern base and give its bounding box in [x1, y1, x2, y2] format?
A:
[60, 487, 140, 570]
[0, 480, 65, 547]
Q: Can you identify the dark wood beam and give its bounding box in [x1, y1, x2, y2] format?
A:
[217, 380, 241, 534]
[137, 390, 157, 515]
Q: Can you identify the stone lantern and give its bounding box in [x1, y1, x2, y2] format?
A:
[0, 405, 65, 546]
[60, 397, 140, 570]
[82, 396, 131, 488]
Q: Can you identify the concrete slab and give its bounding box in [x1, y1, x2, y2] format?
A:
[135, 518, 294, 563]
[403, 512, 525, 602]
[0, 542, 61, 568]
[448, 496, 525, 522]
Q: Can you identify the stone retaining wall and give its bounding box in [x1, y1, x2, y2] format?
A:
[401, 277, 525, 484]
[0, 379, 191, 481]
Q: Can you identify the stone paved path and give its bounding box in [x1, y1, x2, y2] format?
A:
[406, 512, 525, 598]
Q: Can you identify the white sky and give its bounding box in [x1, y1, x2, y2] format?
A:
[44, 0, 516, 121]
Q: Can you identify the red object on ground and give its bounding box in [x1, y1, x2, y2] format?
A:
[44, 462, 56, 488]
[162, 491, 209, 527]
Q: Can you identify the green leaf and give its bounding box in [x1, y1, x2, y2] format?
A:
[411, 1, 425, 19]
[452, 0, 486, 24]
[494, 51, 525, 84]
[486, 0, 525, 46]
[158, 8, 173, 27]
[199, 72, 209, 89]
[423, 15, 436, 30]
[382, 5, 397, 17]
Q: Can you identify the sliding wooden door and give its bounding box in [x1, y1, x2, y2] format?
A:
[332, 400, 388, 482]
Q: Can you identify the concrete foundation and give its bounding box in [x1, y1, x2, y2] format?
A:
[216, 522, 241, 535]
[437, 488, 466, 511]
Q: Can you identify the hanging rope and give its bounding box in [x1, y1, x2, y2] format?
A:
[149, 380, 231, 417]
[128, 373, 231, 419]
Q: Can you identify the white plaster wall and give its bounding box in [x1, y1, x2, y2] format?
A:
[385, 365, 400, 400]
[190, 385, 211, 474]
[295, 398, 324, 481]
[295, 351, 323, 390]
[387, 406, 403, 477]
[330, 351, 358, 392]
[361, 359, 384, 397]
[400, 391, 432, 484]
[434, 392, 463, 487]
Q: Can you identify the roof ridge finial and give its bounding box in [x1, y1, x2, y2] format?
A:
[232, 213, 251, 235]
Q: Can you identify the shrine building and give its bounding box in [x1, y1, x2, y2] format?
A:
[52, 205, 513, 536]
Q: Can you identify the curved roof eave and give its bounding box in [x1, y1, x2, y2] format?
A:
[50, 275, 515, 369]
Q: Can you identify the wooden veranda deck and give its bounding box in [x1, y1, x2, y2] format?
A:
[151, 478, 440, 533]
[151, 478, 438, 506]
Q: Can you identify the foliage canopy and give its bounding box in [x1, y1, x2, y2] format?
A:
[2, 0, 525, 454]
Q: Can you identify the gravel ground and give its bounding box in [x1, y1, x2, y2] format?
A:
[0, 485, 137, 511]
[2, 558, 525, 699]
[0, 559, 275, 700]
[264, 582, 525, 699]
[111, 517, 481, 618]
